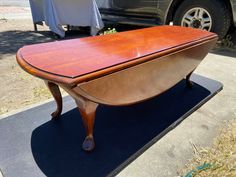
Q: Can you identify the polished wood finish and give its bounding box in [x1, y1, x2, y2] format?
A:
[16, 26, 218, 151]
[77, 40, 215, 106]
[17, 26, 217, 86]
[77, 100, 98, 152]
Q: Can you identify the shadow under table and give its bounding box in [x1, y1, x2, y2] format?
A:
[0, 74, 222, 177]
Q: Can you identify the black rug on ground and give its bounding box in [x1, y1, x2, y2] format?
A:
[0, 74, 223, 177]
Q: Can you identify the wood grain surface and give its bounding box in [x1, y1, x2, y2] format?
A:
[16, 26, 217, 86]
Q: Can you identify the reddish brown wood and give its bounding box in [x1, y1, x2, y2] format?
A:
[16, 26, 218, 151]
[44, 81, 62, 119]
[16, 26, 217, 86]
[60, 85, 98, 151]
[76, 40, 216, 106]
[77, 100, 98, 152]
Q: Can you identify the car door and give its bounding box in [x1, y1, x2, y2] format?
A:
[111, 0, 157, 14]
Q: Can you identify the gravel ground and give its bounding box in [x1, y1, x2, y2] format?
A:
[0, 19, 55, 114]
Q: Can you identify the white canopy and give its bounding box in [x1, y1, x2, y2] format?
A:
[29, 0, 104, 37]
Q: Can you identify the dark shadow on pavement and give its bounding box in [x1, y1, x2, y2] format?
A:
[211, 47, 236, 58]
[31, 79, 212, 177]
[0, 24, 147, 57]
[0, 74, 222, 177]
[103, 23, 146, 32]
[0, 29, 90, 56]
[210, 27, 236, 58]
[1, 24, 235, 58]
[0, 30, 54, 56]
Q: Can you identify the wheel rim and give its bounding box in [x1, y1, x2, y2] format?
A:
[181, 7, 212, 31]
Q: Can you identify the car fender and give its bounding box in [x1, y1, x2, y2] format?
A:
[161, 0, 236, 26]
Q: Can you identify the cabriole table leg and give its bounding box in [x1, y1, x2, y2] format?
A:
[76, 99, 98, 152]
[60, 85, 98, 151]
[186, 70, 194, 88]
[44, 81, 62, 119]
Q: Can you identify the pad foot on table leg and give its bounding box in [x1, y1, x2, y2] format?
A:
[83, 135, 95, 152]
[61, 85, 98, 152]
[76, 99, 98, 152]
[51, 110, 62, 119]
[186, 79, 194, 88]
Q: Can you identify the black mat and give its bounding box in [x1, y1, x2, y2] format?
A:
[0, 74, 223, 177]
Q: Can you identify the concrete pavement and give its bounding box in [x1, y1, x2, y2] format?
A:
[117, 51, 236, 176]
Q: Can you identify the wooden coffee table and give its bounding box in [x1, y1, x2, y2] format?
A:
[16, 26, 218, 151]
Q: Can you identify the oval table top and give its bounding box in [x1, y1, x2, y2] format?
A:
[16, 26, 217, 86]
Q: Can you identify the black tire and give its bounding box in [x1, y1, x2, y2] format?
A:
[173, 0, 231, 39]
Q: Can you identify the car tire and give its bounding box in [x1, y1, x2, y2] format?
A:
[173, 0, 231, 39]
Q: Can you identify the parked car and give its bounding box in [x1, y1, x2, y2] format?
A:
[96, 0, 236, 39]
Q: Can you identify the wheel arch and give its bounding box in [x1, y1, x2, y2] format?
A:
[164, 0, 235, 27]
[228, 0, 236, 26]
[164, 0, 183, 24]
